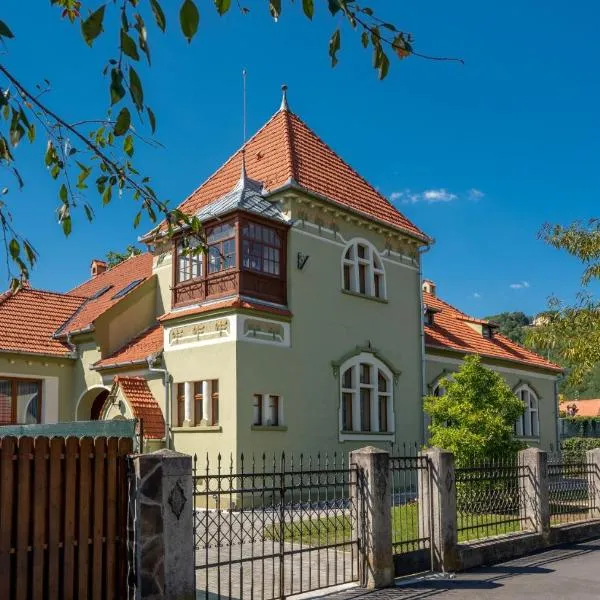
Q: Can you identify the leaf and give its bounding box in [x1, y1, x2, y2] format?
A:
[23, 241, 37, 265]
[59, 183, 68, 204]
[102, 185, 112, 205]
[114, 107, 131, 136]
[9, 238, 19, 261]
[214, 0, 231, 16]
[147, 106, 156, 133]
[327, 0, 341, 15]
[110, 68, 126, 105]
[27, 124, 35, 143]
[269, 0, 281, 19]
[81, 5, 105, 46]
[84, 203, 95, 222]
[129, 67, 144, 112]
[361, 31, 369, 48]
[329, 29, 341, 67]
[124, 134, 134, 157]
[120, 29, 140, 61]
[0, 20, 15, 39]
[62, 215, 72, 236]
[150, 0, 167, 31]
[378, 50, 390, 79]
[180, 0, 200, 42]
[133, 211, 142, 228]
[302, 0, 313, 19]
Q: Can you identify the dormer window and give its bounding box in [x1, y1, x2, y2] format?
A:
[423, 305, 440, 327]
[482, 325, 493, 339]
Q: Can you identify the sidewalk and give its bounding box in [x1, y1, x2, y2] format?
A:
[310, 538, 600, 600]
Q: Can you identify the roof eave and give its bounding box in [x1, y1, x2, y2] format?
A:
[266, 180, 432, 245]
[0, 348, 77, 360]
[91, 358, 150, 372]
[424, 342, 564, 374]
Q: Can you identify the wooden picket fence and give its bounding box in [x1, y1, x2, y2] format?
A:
[0, 435, 133, 600]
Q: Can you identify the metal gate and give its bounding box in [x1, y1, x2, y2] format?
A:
[193, 453, 362, 599]
[390, 454, 432, 575]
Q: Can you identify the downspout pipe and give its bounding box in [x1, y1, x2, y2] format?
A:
[418, 241, 435, 446]
[147, 352, 172, 449]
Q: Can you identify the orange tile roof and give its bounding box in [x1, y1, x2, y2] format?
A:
[93, 324, 163, 370]
[0, 287, 86, 357]
[158, 296, 292, 323]
[424, 291, 562, 373]
[560, 399, 600, 417]
[152, 108, 428, 242]
[112, 376, 165, 439]
[60, 253, 153, 335]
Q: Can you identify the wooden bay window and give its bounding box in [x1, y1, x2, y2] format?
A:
[172, 213, 287, 307]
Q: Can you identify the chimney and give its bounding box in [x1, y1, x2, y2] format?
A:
[91, 259, 107, 278]
[422, 279, 436, 296]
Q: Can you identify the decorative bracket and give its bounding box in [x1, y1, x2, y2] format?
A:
[168, 479, 187, 520]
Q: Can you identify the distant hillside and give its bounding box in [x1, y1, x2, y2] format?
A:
[483, 312, 532, 344]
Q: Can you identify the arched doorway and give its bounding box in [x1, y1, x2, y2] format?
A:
[75, 386, 111, 421]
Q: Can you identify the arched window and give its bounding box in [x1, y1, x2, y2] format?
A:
[515, 385, 539, 438]
[340, 353, 394, 436]
[342, 240, 386, 299]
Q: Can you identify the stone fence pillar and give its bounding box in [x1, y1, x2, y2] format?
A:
[586, 449, 600, 520]
[350, 447, 393, 588]
[518, 447, 550, 538]
[420, 448, 457, 572]
[129, 449, 195, 600]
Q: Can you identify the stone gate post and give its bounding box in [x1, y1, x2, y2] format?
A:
[518, 447, 550, 538]
[129, 449, 195, 600]
[350, 446, 393, 588]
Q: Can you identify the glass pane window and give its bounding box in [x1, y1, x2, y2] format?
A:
[176, 383, 185, 427]
[242, 222, 282, 276]
[360, 388, 371, 432]
[194, 382, 203, 426]
[379, 396, 388, 432]
[207, 223, 235, 244]
[515, 387, 539, 438]
[0, 379, 12, 425]
[177, 238, 203, 282]
[342, 240, 386, 299]
[342, 393, 353, 431]
[253, 394, 262, 426]
[211, 380, 219, 426]
[268, 396, 279, 426]
[340, 359, 393, 435]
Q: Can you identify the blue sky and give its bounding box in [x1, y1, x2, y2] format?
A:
[1, 1, 599, 317]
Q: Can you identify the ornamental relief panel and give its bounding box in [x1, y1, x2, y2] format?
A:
[168, 318, 230, 346]
[243, 319, 285, 344]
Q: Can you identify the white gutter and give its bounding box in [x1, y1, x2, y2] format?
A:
[418, 241, 435, 445]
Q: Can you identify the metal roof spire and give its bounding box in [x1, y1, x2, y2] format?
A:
[280, 84, 289, 111]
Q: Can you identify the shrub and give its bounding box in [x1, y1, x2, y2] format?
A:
[561, 437, 600, 462]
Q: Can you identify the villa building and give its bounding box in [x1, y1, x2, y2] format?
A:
[0, 92, 562, 457]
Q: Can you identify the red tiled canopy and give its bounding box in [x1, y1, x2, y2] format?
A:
[112, 376, 165, 439]
[93, 324, 163, 370]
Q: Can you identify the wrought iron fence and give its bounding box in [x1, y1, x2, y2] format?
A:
[548, 459, 597, 525]
[389, 453, 431, 561]
[455, 457, 529, 542]
[193, 453, 361, 600]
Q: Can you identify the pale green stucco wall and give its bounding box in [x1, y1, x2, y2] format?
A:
[0, 352, 75, 422]
[425, 350, 560, 453]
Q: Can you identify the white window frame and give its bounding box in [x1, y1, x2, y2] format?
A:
[252, 393, 284, 428]
[341, 239, 386, 300]
[515, 385, 539, 438]
[339, 352, 395, 442]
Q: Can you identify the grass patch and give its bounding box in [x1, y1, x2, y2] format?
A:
[264, 504, 523, 546]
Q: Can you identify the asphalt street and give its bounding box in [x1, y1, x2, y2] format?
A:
[313, 539, 600, 600]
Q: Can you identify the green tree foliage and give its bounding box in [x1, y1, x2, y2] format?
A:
[484, 311, 531, 344]
[0, 3, 461, 289]
[105, 244, 142, 268]
[424, 355, 524, 464]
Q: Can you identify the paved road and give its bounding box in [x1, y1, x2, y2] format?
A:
[316, 539, 600, 600]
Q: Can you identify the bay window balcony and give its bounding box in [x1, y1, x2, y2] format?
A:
[172, 214, 288, 308]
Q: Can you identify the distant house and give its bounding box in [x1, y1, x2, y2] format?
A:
[0, 90, 563, 457]
[559, 399, 600, 418]
[423, 281, 563, 452]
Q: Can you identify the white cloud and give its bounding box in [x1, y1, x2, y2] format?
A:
[473, 292, 481, 299]
[389, 187, 483, 205]
[510, 281, 530, 290]
[468, 188, 485, 201]
[422, 188, 458, 203]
